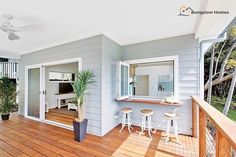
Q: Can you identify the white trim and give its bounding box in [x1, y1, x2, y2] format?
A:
[40, 66, 46, 120]
[47, 81, 74, 83]
[174, 56, 179, 99]
[125, 55, 178, 64]
[24, 68, 28, 118]
[24, 115, 41, 122]
[124, 55, 179, 99]
[43, 119, 73, 130]
[117, 61, 130, 100]
[23, 117, 101, 136]
[25, 57, 82, 68]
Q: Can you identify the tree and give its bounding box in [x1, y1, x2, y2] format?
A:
[223, 59, 236, 115]
[0, 77, 17, 115]
[207, 45, 215, 103]
[204, 25, 236, 116]
[218, 40, 236, 80]
[72, 70, 95, 122]
[223, 68, 236, 115]
[204, 40, 236, 91]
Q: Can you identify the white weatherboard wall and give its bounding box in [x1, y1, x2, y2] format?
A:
[101, 36, 121, 136]
[18, 35, 103, 136]
[45, 62, 78, 109]
[121, 34, 199, 135]
[19, 33, 199, 136]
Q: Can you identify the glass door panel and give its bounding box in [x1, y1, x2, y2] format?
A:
[117, 61, 129, 100]
[28, 68, 40, 118]
[121, 64, 129, 97]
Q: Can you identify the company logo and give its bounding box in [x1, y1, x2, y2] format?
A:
[179, 5, 229, 16]
[179, 5, 193, 16]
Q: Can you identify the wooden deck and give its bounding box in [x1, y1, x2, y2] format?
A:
[45, 108, 77, 126]
[0, 114, 198, 157]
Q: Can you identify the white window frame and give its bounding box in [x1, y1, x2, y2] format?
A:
[124, 55, 179, 99]
[117, 61, 130, 100]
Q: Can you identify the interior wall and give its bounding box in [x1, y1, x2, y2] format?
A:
[135, 65, 173, 96]
[45, 62, 78, 109]
[135, 75, 149, 95]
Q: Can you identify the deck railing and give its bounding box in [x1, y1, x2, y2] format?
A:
[0, 62, 18, 79]
[192, 96, 236, 157]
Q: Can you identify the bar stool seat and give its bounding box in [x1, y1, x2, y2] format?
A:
[119, 107, 133, 134]
[141, 109, 154, 116]
[164, 112, 180, 119]
[164, 112, 181, 145]
[139, 109, 155, 139]
[121, 107, 132, 113]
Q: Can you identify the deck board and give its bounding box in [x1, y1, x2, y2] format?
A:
[45, 110, 76, 126]
[0, 114, 198, 157]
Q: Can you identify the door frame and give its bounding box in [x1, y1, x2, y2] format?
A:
[24, 57, 82, 127]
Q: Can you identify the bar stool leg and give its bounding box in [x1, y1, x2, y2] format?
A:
[165, 119, 171, 143]
[174, 120, 181, 145]
[119, 113, 126, 133]
[127, 113, 132, 134]
[139, 116, 146, 136]
[147, 116, 152, 139]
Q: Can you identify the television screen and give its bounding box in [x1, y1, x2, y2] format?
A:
[59, 83, 73, 94]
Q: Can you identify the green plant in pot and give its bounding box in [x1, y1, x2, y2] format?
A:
[0, 77, 17, 120]
[72, 70, 95, 142]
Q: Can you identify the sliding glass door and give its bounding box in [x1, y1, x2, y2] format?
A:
[27, 68, 40, 118]
[26, 66, 45, 120]
[25, 58, 81, 126]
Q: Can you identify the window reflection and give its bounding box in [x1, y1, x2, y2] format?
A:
[49, 72, 75, 81]
[130, 61, 174, 98]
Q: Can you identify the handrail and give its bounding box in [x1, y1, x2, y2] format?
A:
[192, 95, 236, 157]
[0, 62, 18, 79]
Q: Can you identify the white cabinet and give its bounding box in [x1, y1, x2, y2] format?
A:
[54, 93, 76, 108]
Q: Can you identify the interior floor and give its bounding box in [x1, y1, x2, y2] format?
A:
[45, 107, 77, 126]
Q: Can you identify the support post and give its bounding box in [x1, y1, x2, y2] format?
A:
[216, 129, 231, 157]
[199, 109, 206, 157]
[192, 99, 198, 138]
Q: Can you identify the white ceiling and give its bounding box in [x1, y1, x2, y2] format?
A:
[0, 0, 234, 56]
[195, 0, 236, 39]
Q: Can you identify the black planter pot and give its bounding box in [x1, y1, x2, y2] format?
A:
[73, 119, 88, 142]
[1, 113, 10, 120]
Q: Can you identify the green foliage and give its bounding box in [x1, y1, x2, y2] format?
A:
[227, 50, 236, 68]
[204, 26, 236, 98]
[72, 70, 95, 107]
[230, 50, 236, 59]
[227, 59, 236, 68]
[212, 96, 236, 121]
[0, 77, 17, 114]
[229, 25, 236, 37]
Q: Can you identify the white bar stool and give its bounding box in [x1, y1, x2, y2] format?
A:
[164, 112, 181, 144]
[139, 109, 155, 139]
[119, 107, 133, 134]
